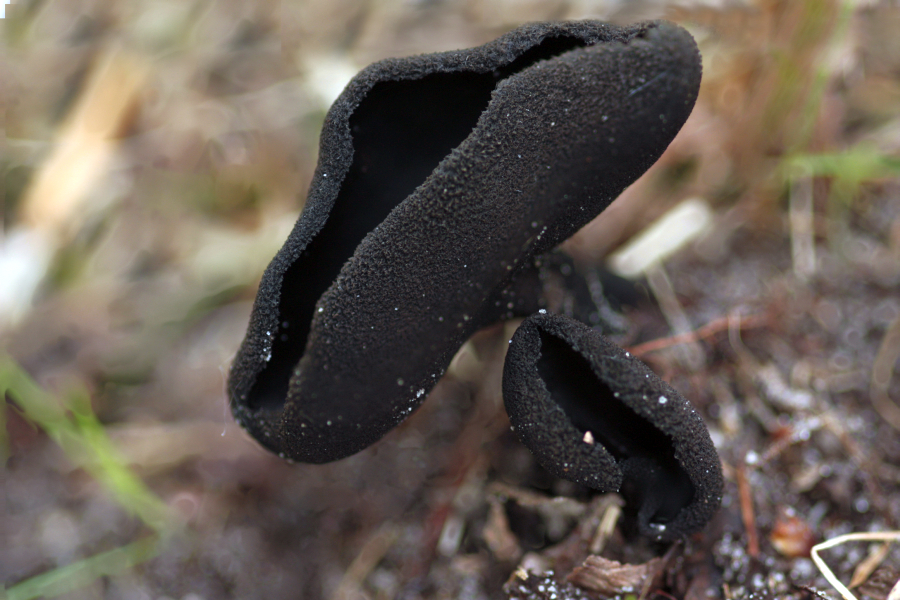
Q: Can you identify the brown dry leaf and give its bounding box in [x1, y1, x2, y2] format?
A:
[567, 555, 663, 596]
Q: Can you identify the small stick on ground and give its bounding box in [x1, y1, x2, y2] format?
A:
[589, 499, 623, 555]
[736, 462, 760, 559]
[643, 263, 705, 369]
[849, 542, 891, 589]
[790, 177, 817, 280]
[627, 312, 768, 358]
[331, 524, 400, 600]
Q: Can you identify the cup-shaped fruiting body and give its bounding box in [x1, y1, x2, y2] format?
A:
[228, 20, 702, 463]
[502, 313, 723, 540]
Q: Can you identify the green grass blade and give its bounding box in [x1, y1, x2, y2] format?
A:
[1, 357, 178, 598]
[784, 144, 900, 206]
[1, 357, 173, 532]
[3, 536, 162, 600]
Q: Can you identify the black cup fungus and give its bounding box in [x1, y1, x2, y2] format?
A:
[228, 20, 702, 465]
[502, 312, 723, 540]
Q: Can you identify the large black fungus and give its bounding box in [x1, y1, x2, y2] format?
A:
[502, 312, 723, 540]
[228, 20, 702, 463]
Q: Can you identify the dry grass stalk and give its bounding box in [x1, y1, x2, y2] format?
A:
[849, 542, 892, 589]
[811, 531, 900, 600]
[871, 314, 900, 431]
[19, 49, 148, 240]
[736, 463, 760, 558]
[644, 263, 705, 369]
[589, 500, 622, 556]
[790, 177, 817, 280]
[627, 312, 769, 358]
[331, 524, 400, 600]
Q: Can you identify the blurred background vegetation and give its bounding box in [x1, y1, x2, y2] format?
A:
[2, 0, 899, 599]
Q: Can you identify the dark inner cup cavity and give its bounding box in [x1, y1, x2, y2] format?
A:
[246, 36, 589, 411]
[536, 331, 694, 525]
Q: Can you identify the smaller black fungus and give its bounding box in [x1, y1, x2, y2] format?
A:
[502, 312, 723, 540]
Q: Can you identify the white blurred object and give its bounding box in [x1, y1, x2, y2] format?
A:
[607, 198, 713, 369]
[0, 229, 52, 326]
[300, 53, 359, 109]
[0, 50, 148, 327]
[607, 198, 713, 279]
[790, 178, 816, 281]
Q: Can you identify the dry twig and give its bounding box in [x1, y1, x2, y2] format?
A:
[849, 542, 891, 589]
[331, 524, 400, 600]
[811, 531, 900, 600]
[790, 177, 817, 280]
[736, 462, 760, 559]
[589, 499, 623, 555]
[627, 312, 769, 357]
